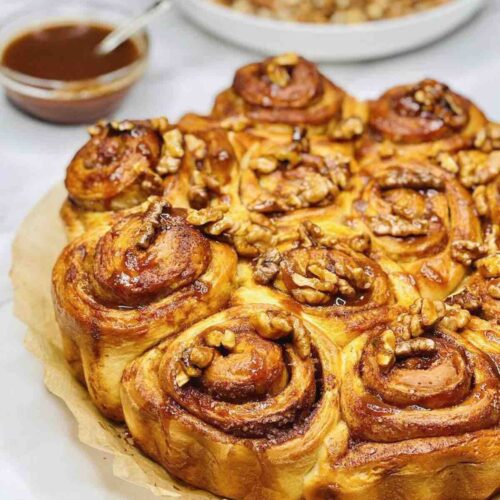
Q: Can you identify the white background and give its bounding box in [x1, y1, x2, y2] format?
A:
[1, 0, 499, 498]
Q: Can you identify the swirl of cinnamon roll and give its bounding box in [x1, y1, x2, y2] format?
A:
[305, 303, 500, 499]
[235, 222, 420, 346]
[236, 130, 355, 217]
[341, 326, 498, 442]
[52, 198, 237, 420]
[359, 79, 487, 161]
[121, 305, 341, 500]
[61, 118, 189, 239]
[212, 53, 356, 131]
[348, 158, 483, 299]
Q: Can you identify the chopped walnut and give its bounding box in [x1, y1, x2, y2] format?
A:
[232, 213, 277, 257]
[221, 329, 237, 350]
[175, 363, 191, 387]
[149, 116, 170, 133]
[205, 330, 224, 348]
[457, 150, 499, 188]
[329, 116, 364, 141]
[136, 199, 170, 249]
[396, 299, 446, 339]
[299, 221, 339, 249]
[254, 249, 282, 284]
[395, 338, 436, 358]
[476, 254, 500, 278]
[157, 128, 185, 176]
[265, 53, 299, 87]
[474, 123, 500, 153]
[251, 310, 311, 359]
[435, 152, 459, 174]
[291, 270, 337, 293]
[220, 115, 250, 132]
[250, 156, 279, 174]
[299, 221, 371, 256]
[451, 240, 487, 266]
[378, 168, 444, 191]
[369, 214, 429, 237]
[189, 346, 215, 369]
[376, 329, 396, 373]
[188, 168, 221, 210]
[439, 306, 471, 332]
[288, 254, 372, 306]
[446, 288, 481, 311]
[110, 119, 135, 132]
[251, 310, 292, 340]
[349, 233, 371, 255]
[185, 134, 207, 160]
[484, 225, 499, 255]
[292, 318, 311, 359]
[488, 283, 500, 299]
[378, 141, 396, 159]
[473, 185, 489, 216]
[291, 287, 330, 305]
[186, 206, 227, 226]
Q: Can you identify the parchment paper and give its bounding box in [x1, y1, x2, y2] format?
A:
[11, 184, 216, 499]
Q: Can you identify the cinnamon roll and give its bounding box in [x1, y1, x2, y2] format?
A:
[52, 198, 237, 420]
[359, 79, 487, 162]
[305, 300, 500, 499]
[212, 53, 366, 137]
[231, 126, 357, 226]
[61, 118, 188, 239]
[235, 221, 420, 346]
[346, 158, 483, 300]
[121, 305, 341, 500]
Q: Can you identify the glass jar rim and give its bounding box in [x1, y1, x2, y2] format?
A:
[0, 0, 149, 100]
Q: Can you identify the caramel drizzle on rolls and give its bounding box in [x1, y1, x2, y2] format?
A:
[369, 79, 473, 144]
[351, 158, 482, 298]
[341, 312, 499, 443]
[212, 53, 345, 125]
[65, 119, 174, 212]
[52, 198, 237, 420]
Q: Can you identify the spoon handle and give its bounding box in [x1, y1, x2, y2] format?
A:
[96, 0, 173, 55]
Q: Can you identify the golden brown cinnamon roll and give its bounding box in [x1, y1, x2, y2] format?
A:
[346, 158, 483, 300]
[212, 53, 365, 137]
[359, 79, 487, 162]
[235, 221, 420, 346]
[305, 301, 500, 499]
[52, 198, 237, 420]
[121, 305, 341, 500]
[61, 118, 181, 239]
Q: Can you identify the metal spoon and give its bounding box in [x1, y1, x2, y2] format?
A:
[95, 0, 173, 55]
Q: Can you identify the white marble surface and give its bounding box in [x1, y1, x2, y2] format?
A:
[0, 0, 499, 498]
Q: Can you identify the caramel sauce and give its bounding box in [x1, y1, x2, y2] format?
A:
[2, 23, 140, 81]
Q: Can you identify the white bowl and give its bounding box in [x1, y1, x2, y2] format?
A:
[176, 0, 486, 62]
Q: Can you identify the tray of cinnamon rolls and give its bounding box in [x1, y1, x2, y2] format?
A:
[51, 53, 499, 499]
